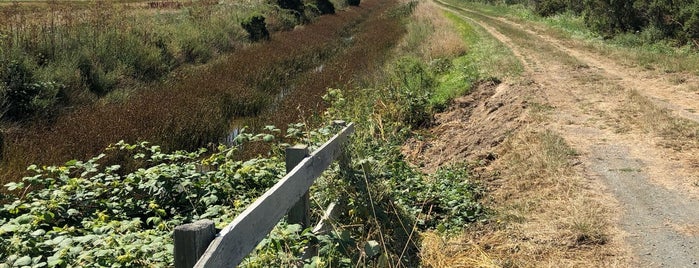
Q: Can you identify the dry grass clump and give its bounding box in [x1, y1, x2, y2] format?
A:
[421, 231, 498, 268]
[619, 90, 699, 150]
[401, 1, 467, 60]
[421, 126, 629, 267]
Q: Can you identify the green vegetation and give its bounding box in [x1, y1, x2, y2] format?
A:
[0, 0, 509, 266]
[464, 0, 699, 46]
[0, 131, 297, 267]
[241, 15, 270, 42]
[431, 11, 521, 110]
[0, 0, 335, 123]
[313, 0, 336, 15]
[347, 0, 360, 7]
[452, 0, 699, 74]
[0, 0, 369, 184]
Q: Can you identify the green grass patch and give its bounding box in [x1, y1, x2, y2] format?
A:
[430, 10, 522, 110]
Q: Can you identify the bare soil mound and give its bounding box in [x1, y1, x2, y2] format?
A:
[402, 80, 530, 173]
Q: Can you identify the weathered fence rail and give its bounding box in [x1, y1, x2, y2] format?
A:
[174, 122, 355, 268]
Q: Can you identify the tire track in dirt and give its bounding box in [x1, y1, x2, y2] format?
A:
[437, 1, 699, 266]
[484, 13, 699, 125]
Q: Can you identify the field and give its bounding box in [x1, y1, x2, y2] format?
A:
[0, 0, 360, 183]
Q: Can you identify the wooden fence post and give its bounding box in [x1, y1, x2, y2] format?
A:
[174, 219, 216, 268]
[286, 145, 311, 228]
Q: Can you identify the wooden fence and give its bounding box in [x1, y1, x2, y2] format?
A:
[173, 121, 355, 268]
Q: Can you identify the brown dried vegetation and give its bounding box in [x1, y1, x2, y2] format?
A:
[0, 0, 404, 184]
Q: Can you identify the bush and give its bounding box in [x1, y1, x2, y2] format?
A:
[276, 0, 303, 12]
[314, 0, 336, 15]
[117, 34, 168, 81]
[77, 54, 116, 96]
[679, 3, 699, 42]
[181, 37, 213, 64]
[347, 0, 360, 7]
[241, 15, 271, 42]
[0, 60, 62, 121]
[634, 0, 699, 43]
[0, 140, 287, 267]
[583, 0, 644, 37]
[533, 0, 567, 16]
[389, 57, 435, 128]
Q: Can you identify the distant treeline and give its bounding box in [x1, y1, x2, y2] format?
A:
[476, 0, 699, 44]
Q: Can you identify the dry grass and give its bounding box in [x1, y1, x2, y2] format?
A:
[421, 232, 498, 268]
[618, 90, 699, 150]
[421, 126, 630, 267]
[411, 1, 467, 60]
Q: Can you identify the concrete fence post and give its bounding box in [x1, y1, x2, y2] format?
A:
[286, 145, 311, 228]
[173, 219, 216, 268]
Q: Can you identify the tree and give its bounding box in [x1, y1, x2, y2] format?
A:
[583, 0, 644, 37]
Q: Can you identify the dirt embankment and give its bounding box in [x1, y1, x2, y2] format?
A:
[411, 1, 699, 266]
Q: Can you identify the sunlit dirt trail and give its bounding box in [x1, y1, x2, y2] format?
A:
[437, 1, 699, 266]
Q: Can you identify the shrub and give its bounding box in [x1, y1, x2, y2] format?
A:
[314, 0, 336, 15]
[276, 0, 303, 12]
[241, 15, 271, 42]
[77, 54, 116, 96]
[389, 57, 435, 128]
[116, 34, 168, 81]
[181, 37, 213, 64]
[582, 0, 644, 37]
[679, 3, 699, 42]
[347, 0, 360, 7]
[533, 0, 567, 16]
[303, 4, 322, 18]
[0, 60, 62, 121]
[634, 0, 699, 43]
[0, 140, 287, 267]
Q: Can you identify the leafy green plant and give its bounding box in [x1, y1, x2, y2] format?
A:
[391, 164, 485, 232]
[0, 132, 290, 266]
[388, 56, 435, 128]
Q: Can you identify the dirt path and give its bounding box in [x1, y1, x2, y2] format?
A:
[434, 1, 699, 266]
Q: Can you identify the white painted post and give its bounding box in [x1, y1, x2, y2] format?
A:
[286, 145, 311, 228]
[174, 220, 216, 268]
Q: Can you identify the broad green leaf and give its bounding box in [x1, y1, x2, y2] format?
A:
[364, 240, 381, 258]
[13, 256, 32, 266]
[31, 229, 46, 237]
